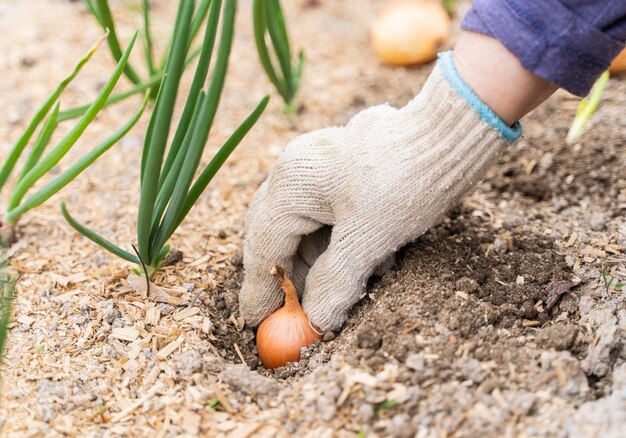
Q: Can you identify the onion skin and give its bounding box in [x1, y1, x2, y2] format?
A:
[256, 266, 322, 369]
[609, 48, 626, 74]
[371, 0, 450, 66]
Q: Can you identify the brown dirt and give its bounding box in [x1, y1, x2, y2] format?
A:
[2, 0, 626, 437]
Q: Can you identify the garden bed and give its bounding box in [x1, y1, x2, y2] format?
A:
[1, 1, 625, 436]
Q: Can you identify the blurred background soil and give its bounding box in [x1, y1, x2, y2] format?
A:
[1, 1, 625, 436]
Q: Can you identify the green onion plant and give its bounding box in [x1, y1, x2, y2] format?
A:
[253, 0, 303, 115]
[62, 0, 269, 279]
[0, 250, 15, 365]
[59, 0, 212, 121]
[566, 71, 609, 144]
[0, 34, 147, 247]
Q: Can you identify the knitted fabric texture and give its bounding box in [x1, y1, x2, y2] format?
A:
[240, 57, 520, 332]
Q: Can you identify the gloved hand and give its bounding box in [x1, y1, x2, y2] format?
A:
[239, 52, 521, 332]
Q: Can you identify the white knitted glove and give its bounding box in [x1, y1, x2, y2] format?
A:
[240, 52, 521, 332]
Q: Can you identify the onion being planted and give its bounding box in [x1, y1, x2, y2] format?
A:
[256, 266, 322, 369]
[371, 0, 450, 66]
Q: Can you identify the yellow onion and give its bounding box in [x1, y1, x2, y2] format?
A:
[256, 266, 322, 369]
[609, 48, 626, 74]
[371, 0, 450, 66]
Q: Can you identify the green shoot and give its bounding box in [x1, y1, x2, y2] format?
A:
[0, 248, 16, 404]
[0, 33, 145, 247]
[84, 0, 143, 84]
[80, 0, 214, 111]
[442, 0, 457, 16]
[253, 0, 304, 115]
[0, 34, 107, 194]
[566, 71, 609, 144]
[373, 399, 398, 414]
[0, 250, 15, 364]
[57, 48, 201, 122]
[141, 0, 156, 76]
[600, 264, 625, 294]
[63, 0, 269, 277]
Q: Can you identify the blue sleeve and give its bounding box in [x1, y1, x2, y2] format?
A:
[461, 0, 626, 96]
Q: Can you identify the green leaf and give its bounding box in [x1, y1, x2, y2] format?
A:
[7, 94, 148, 222]
[0, 34, 107, 195]
[142, 0, 156, 75]
[190, 0, 213, 48]
[95, 0, 142, 84]
[58, 49, 202, 122]
[442, 0, 457, 15]
[0, 250, 16, 362]
[158, 0, 223, 192]
[252, 0, 288, 99]
[566, 71, 609, 144]
[150, 0, 238, 260]
[175, 95, 269, 230]
[151, 92, 206, 238]
[266, 0, 293, 94]
[152, 244, 170, 274]
[293, 50, 305, 93]
[137, 0, 194, 262]
[61, 202, 140, 264]
[373, 399, 398, 413]
[17, 103, 60, 183]
[7, 32, 139, 215]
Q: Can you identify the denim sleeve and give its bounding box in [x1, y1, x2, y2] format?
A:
[462, 0, 626, 96]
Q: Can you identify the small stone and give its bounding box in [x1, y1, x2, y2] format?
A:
[100, 301, 119, 325]
[589, 211, 608, 231]
[356, 325, 382, 349]
[541, 351, 589, 398]
[507, 391, 536, 415]
[493, 238, 509, 255]
[323, 331, 336, 342]
[455, 277, 478, 293]
[536, 323, 579, 351]
[539, 152, 554, 170]
[456, 358, 487, 383]
[177, 350, 203, 376]
[316, 395, 337, 421]
[357, 403, 374, 423]
[159, 303, 175, 315]
[502, 213, 525, 229]
[387, 414, 415, 438]
[363, 387, 386, 404]
[322, 385, 341, 399]
[218, 364, 278, 398]
[37, 379, 67, 399]
[406, 354, 425, 373]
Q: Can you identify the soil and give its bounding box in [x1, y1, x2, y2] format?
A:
[2, 0, 626, 437]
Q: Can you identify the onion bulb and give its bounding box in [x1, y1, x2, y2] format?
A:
[609, 48, 626, 74]
[371, 0, 450, 66]
[256, 266, 322, 369]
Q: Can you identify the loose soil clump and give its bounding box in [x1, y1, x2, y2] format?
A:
[2, 1, 626, 436]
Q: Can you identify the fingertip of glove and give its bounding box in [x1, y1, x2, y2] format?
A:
[306, 302, 348, 334]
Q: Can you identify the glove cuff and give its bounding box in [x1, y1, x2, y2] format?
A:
[437, 50, 522, 142]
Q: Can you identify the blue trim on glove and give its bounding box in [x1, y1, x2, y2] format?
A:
[438, 51, 522, 143]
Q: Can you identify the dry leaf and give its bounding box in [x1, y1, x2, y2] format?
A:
[546, 280, 578, 310]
